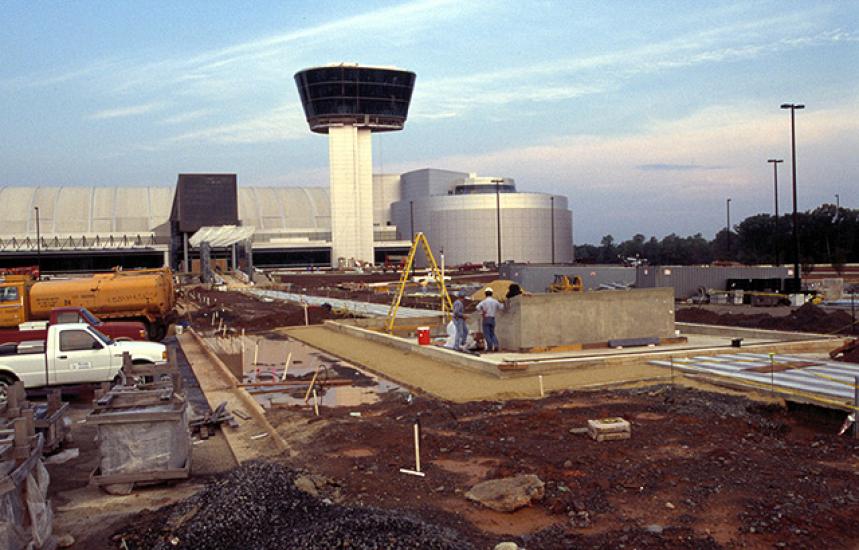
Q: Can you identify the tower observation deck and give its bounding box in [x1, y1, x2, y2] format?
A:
[295, 64, 416, 266]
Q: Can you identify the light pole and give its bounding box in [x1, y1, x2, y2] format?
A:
[549, 196, 555, 264]
[34, 206, 42, 279]
[726, 198, 732, 258]
[835, 193, 840, 210]
[768, 159, 783, 265]
[492, 179, 504, 267]
[781, 103, 804, 291]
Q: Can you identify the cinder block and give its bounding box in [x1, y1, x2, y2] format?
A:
[587, 417, 631, 441]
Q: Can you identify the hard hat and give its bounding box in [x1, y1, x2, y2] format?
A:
[484, 287, 494, 293]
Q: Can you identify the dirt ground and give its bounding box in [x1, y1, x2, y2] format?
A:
[678, 302, 857, 335]
[274, 271, 498, 311]
[44, 340, 237, 549]
[115, 384, 859, 549]
[182, 287, 355, 333]
[50, 284, 859, 548]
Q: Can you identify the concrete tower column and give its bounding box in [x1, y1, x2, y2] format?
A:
[328, 125, 374, 266]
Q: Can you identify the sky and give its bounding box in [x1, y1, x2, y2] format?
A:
[1, 1, 857, 244]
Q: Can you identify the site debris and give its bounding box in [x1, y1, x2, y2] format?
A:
[0, 261, 857, 549]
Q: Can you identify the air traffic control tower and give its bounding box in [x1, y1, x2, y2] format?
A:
[295, 64, 416, 266]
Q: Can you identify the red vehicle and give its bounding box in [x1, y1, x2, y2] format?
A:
[0, 307, 148, 345]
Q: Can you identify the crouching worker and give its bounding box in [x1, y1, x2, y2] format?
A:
[453, 295, 468, 350]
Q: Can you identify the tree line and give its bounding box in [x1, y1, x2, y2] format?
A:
[574, 203, 859, 269]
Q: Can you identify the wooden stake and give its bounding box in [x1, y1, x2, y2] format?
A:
[538, 375, 545, 398]
[304, 366, 321, 402]
[281, 352, 292, 382]
[303, 303, 309, 326]
[253, 339, 260, 369]
[312, 388, 320, 416]
[399, 421, 425, 477]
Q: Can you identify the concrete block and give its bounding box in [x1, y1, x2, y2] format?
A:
[587, 417, 631, 442]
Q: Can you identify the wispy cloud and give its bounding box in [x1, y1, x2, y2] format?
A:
[163, 102, 306, 145]
[637, 164, 726, 172]
[157, 109, 213, 125]
[413, 22, 858, 117]
[89, 102, 165, 120]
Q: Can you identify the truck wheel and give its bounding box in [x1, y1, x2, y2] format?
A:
[148, 322, 167, 342]
[0, 374, 17, 399]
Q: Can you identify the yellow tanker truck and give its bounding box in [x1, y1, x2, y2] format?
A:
[0, 267, 176, 340]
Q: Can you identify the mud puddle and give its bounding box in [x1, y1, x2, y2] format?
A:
[203, 334, 404, 409]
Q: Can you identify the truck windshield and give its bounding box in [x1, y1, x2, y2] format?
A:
[80, 309, 101, 325]
[88, 327, 114, 346]
[0, 287, 18, 302]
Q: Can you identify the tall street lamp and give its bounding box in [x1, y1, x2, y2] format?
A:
[781, 103, 804, 291]
[491, 179, 504, 267]
[549, 196, 555, 264]
[726, 198, 732, 258]
[768, 159, 783, 265]
[34, 206, 41, 279]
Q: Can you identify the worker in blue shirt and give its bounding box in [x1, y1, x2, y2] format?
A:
[476, 287, 504, 352]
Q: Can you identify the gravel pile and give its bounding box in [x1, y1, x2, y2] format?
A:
[120, 461, 470, 550]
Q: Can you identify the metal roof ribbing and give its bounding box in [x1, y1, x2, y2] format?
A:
[650, 353, 859, 406]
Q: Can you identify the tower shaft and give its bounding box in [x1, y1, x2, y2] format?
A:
[328, 125, 374, 266]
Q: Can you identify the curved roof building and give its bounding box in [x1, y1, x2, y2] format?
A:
[0, 186, 332, 240]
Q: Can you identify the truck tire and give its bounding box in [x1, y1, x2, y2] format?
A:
[0, 373, 18, 399]
[148, 322, 167, 342]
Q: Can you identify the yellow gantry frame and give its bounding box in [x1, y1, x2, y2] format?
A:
[386, 232, 454, 333]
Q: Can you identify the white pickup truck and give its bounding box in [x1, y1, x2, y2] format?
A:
[0, 323, 167, 390]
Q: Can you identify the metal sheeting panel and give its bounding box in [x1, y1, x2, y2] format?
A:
[636, 266, 792, 299]
[650, 353, 859, 406]
[500, 264, 635, 293]
[248, 289, 441, 319]
[190, 226, 255, 248]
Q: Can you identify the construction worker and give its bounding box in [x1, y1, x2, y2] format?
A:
[453, 295, 468, 350]
[476, 287, 504, 352]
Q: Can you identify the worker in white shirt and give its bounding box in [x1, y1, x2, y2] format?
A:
[476, 287, 504, 351]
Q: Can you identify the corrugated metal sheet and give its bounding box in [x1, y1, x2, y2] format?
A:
[650, 353, 859, 408]
[500, 264, 634, 293]
[636, 266, 792, 299]
[190, 226, 256, 248]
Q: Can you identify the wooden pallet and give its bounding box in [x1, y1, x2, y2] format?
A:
[90, 456, 191, 495]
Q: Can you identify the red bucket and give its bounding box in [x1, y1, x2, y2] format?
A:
[417, 326, 431, 345]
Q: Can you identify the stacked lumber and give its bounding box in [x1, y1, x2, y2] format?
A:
[0, 382, 55, 549]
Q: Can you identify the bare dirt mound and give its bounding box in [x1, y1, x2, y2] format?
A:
[677, 303, 855, 334]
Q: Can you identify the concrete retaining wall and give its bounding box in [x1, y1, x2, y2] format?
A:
[495, 288, 675, 351]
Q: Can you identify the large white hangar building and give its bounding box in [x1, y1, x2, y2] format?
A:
[0, 169, 573, 272]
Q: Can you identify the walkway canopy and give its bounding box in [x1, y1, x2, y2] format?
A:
[189, 225, 255, 248]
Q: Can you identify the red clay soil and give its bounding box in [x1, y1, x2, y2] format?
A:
[267, 386, 859, 549]
[677, 302, 856, 335]
[184, 288, 352, 333]
[274, 271, 498, 311]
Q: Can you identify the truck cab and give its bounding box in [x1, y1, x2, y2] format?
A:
[0, 276, 28, 327]
[0, 323, 166, 390]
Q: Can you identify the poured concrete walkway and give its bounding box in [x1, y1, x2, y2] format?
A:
[283, 326, 671, 402]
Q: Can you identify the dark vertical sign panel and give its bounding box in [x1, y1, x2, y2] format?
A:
[173, 174, 238, 233]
